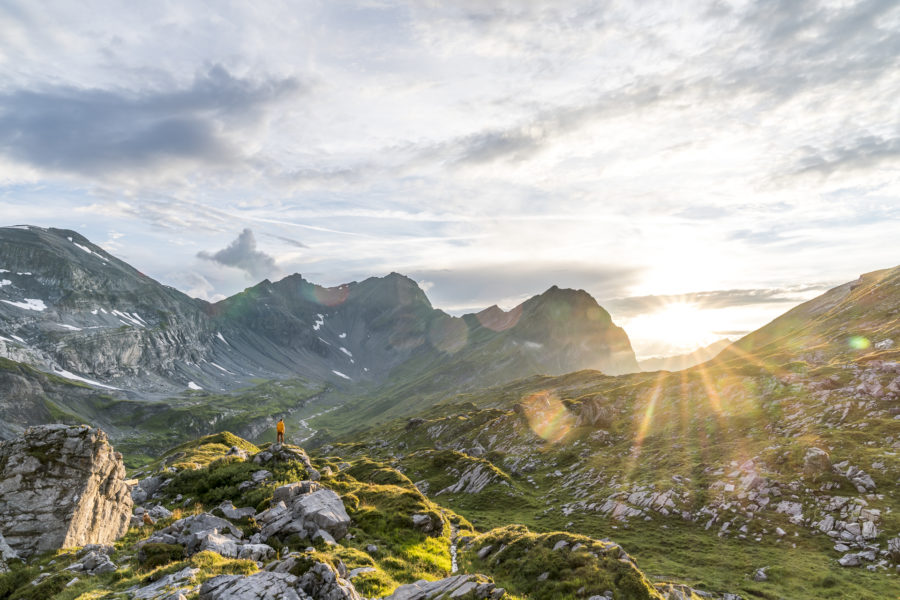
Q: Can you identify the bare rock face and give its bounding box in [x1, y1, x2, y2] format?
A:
[0, 424, 133, 558]
[0, 532, 18, 573]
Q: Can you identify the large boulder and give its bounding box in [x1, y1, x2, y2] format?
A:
[201, 562, 361, 600]
[200, 572, 303, 600]
[257, 484, 351, 542]
[0, 425, 133, 558]
[139, 513, 275, 562]
[383, 574, 504, 600]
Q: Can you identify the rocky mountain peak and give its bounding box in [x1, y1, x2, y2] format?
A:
[522, 285, 613, 325]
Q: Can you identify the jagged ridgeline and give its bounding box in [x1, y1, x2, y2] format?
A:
[0, 224, 637, 448]
[0, 426, 673, 600]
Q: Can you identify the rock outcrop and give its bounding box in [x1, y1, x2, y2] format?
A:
[383, 574, 505, 600]
[256, 482, 351, 543]
[0, 424, 132, 558]
[0, 532, 18, 573]
[201, 560, 361, 600]
[138, 513, 274, 561]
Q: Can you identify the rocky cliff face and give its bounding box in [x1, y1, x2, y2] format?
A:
[0, 424, 132, 558]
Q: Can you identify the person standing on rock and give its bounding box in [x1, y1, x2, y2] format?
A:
[276, 418, 285, 444]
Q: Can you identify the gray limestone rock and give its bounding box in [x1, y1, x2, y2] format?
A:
[131, 567, 200, 600]
[139, 513, 245, 557]
[382, 574, 503, 600]
[0, 532, 19, 573]
[256, 486, 351, 543]
[297, 561, 361, 599]
[218, 501, 257, 521]
[200, 572, 305, 600]
[411, 513, 443, 536]
[0, 425, 132, 558]
[201, 561, 361, 600]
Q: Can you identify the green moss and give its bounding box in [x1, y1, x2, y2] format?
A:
[138, 543, 185, 571]
[460, 525, 662, 600]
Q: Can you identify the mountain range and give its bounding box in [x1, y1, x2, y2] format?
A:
[0, 225, 636, 441]
[0, 224, 898, 599]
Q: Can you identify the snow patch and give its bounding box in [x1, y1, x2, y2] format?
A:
[2, 298, 47, 311]
[187, 381, 202, 390]
[216, 332, 229, 345]
[129, 312, 148, 326]
[54, 369, 120, 390]
[90, 309, 98, 315]
[313, 313, 325, 331]
[58, 324, 81, 331]
[331, 370, 351, 380]
[210, 362, 235, 375]
[0, 279, 10, 287]
[112, 310, 144, 327]
[16, 272, 31, 276]
[340, 347, 353, 357]
[339, 332, 347, 339]
[72, 240, 109, 262]
[11, 334, 25, 343]
[317, 336, 331, 346]
[524, 341, 543, 349]
[0, 269, 8, 273]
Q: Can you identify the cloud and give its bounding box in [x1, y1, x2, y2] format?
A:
[435, 83, 664, 166]
[791, 133, 900, 177]
[0, 65, 304, 176]
[197, 228, 278, 279]
[264, 233, 309, 248]
[603, 286, 830, 318]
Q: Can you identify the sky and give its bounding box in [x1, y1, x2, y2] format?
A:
[0, 0, 898, 359]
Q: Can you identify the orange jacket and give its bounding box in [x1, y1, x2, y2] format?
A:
[276, 420, 285, 433]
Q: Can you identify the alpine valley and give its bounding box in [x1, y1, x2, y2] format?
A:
[0, 224, 898, 600]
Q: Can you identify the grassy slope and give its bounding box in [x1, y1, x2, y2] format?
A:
[316, 267, 900, 600]
[0, 434, 665, 600]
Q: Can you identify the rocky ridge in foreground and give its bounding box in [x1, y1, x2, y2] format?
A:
[0, 427, 710, 600]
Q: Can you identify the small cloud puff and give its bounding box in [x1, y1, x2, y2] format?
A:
[198, 228, 277, 279]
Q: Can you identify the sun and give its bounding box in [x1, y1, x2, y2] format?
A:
[623, 302, 718, 357]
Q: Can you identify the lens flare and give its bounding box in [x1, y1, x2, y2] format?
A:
[849, 336, 870, 350]
[518, 390, 573, 444]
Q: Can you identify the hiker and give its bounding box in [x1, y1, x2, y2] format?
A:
[276, 418, 285, 444]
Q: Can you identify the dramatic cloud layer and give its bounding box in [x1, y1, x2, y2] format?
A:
[0, 66, 303, 176]
[1, 0, 897, 356]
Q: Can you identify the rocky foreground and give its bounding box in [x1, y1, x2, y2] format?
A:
[0, 425, 132, 559]
[0, 427, 694, 600]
